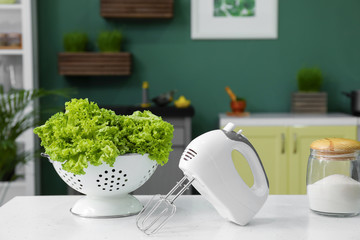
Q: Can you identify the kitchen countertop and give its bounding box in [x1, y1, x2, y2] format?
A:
[0, 195, 359, 240]
[219, 112, 358, 126]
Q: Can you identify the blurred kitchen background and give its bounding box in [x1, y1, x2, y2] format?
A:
[1, 0, 360, 201]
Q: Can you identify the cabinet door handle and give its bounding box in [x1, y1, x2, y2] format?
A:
[293, 133, 297, 154]
[281, 133, 285, 154]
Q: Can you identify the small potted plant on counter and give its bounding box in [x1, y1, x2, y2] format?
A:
[292, 67, 327, 113]
[225, 86, 248, 116]
[58, 30, 131, 76]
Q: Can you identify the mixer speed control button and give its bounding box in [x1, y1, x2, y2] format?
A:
[223, 122, 235, 132]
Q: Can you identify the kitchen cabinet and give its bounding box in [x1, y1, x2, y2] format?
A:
[0, 0, 38, 204]
[220, 113, 357, 195]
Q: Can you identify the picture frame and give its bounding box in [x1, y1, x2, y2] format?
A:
[191, 0, 278, 40]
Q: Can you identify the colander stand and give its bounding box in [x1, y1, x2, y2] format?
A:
[71, 194, 143, 218]
[41, 153, 158, 218]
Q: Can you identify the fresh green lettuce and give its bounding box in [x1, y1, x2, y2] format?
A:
[34, 99, 174, 175]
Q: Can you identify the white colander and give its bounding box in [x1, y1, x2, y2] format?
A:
[42, 153, 157, 218]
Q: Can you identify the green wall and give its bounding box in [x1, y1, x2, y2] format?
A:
[37, 0, 360, 194]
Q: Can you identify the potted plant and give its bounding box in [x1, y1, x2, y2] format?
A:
[63, 32, 88, 52]
[0, 86, 64, 204]
[297, 67, 323, 92]
[58, 30, 131, 76]
[230, 97, 247, 113]
[225, 86, 248, 115]
[292, 67, 327, 113]
[97, 30, 122, 52]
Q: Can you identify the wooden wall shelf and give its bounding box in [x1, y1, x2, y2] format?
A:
[58, 52, 132, 76]
[100, 0, 173, 19]
[0, 46, 22, 50]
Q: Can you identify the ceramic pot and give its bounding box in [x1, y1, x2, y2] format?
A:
[230, 100, 246, 113]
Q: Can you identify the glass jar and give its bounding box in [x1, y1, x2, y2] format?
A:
[307, 138, 360, 217]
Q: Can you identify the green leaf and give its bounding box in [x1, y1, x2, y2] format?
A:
[214, 0, 223, 9]
[225, 0, 236, 4]
[227, 6, 242, 16]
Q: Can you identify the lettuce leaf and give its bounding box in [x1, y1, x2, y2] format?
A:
[34, 99, 174, 175]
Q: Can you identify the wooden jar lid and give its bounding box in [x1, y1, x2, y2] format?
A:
[310, 138, 360, 154]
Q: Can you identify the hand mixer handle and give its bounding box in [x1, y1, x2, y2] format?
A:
[222, 124, 269, 196]
[233, 138, 269, 195]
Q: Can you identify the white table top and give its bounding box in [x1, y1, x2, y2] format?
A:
[219, 113, 358, 126]
[0, 195, 359, 240]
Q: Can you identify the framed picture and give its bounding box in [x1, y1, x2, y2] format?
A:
[191, 0, 278, 39]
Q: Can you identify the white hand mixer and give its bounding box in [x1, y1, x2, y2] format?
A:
[136, 122, 269, 235]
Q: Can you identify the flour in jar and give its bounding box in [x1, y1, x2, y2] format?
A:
[307, 174, 360, 214]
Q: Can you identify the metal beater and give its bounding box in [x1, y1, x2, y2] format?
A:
[136, 176, 194, 235]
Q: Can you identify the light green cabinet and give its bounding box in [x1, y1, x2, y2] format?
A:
[233, 125, 357, 195]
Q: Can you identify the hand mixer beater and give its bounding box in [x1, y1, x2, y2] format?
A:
[136, 123, 269, 235]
